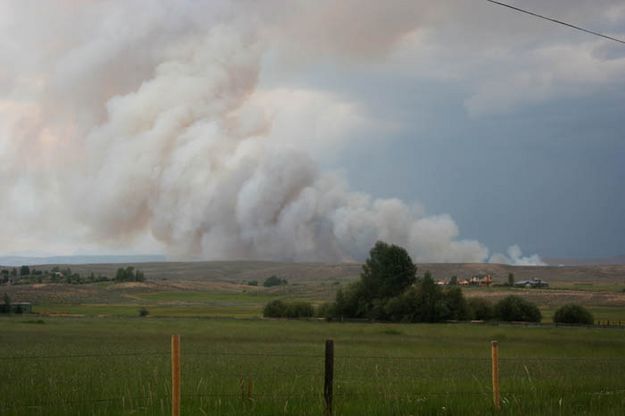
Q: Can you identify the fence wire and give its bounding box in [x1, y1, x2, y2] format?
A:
[3, 348, 625, 411]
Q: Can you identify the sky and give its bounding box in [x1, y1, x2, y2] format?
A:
[0, 1, 624, 263]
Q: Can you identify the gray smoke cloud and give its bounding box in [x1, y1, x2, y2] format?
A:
[0, 1, 543, 264]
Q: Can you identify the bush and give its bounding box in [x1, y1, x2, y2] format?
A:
[285, 302, 314, 318]
[115, 267, 145, 282]
[263, 300, 288, 317]
[468, 297, 494, 320]
[263, 300, 314, 318]
[334, 281, 367, 319]
[443, 287, 470, 321]
[263, 276, 288, 287]
[138, 307, 149, 317]
[553, 304, 593, 325]
[494, 296, 542, 322]
[315, 302, 334, 318]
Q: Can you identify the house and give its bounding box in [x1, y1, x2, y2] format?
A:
[514, 278, 549, 288]
[457, 274, 492, 287]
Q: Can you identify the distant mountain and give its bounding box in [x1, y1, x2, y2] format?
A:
[544, 255, 625, 266]
[0, 255, 166, 267]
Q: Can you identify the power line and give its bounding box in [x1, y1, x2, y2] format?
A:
[485, 0, 625, 45]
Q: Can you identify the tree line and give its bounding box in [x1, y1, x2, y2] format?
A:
[264, 241, 594, 325]
[0, 266, 146, 285]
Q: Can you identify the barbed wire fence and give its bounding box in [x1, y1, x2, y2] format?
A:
[3, 340, 625, 414]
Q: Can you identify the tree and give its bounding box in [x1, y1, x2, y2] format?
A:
[553, 304, 593, 325]
[360, 241, 417, 302]
[3, 292, 10, 306]
[383, 287, 420, 322]
[114, 267, 145, 282]
[449, 275, 458, 286]
[285, 302, 314, 318]
[507, 273, 515, 287]
[468, 297, 494, 320]
[262, 300, 314, 318]
[412, 272, 444, 322]
[263, 300, 288, 317]
[328, 242, 473, 323]
[494, 296, 541, 322]
[20, 265, 30, 276]
[333, 281, 367, 318]
[443, 286, 470, 320]
[263, 276, 287, 287]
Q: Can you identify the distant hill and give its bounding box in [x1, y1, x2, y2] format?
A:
[0, 255, 166, 267]
[544, 255, 625, 266]
[2, 258, 624, 285]
[1, 260, 618, 286]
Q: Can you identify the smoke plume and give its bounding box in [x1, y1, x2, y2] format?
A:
[0, 1, 541, 264]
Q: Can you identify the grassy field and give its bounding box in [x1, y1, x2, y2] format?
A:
[1, 317, 625, 415]
[3, 260, 625, 321]
[2, 261, 625, 415]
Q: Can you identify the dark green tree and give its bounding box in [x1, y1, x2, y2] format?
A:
[20, 265, 30, 276]
[360, 241, 417, 302]
[263, 300, 288, 317]
[494, 296, 541, 322]
[507, 273, 515, 287]
[553, 304, 593, 325]
[468, 297, 494, 320]
[333, 281, 367, 318]
[328, 242, 473, 323]
[383, 287, 420, 322]
[114, 267, 145, 282]
[413, 272, 445, 322]
[263, 276, 287, 287]
[444, 286, 470, 320]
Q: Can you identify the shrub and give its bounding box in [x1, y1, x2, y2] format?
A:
[553, 304, 594, 325]
[468, 297, 494, 320]
[333, 281, 367, 319]
[285, 302, 314, 318]
[138, 307, 149, 317]
[263, 300, 314, 318]
[315, 302, 334, 318]
[263, 276, 288, 287]
[263, 300, 288, 317]
[443, 286, 470, 321]
[115, 267, 145, 282]
[494, 296, 542, 322]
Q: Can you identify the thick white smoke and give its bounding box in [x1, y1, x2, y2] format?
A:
[0, 1, 542, 264]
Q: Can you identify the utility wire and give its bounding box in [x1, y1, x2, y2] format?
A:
[485, 0, 625, 45]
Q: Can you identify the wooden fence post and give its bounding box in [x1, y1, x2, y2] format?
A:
[491, 340, 500, 411]
[324, 339, 334, 416]
[247, 376, 254, 402]
[171, 335, 181, 416]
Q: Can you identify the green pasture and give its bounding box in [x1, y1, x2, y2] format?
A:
[1, 317, 625, 415]
[26, 285, 625, 323]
